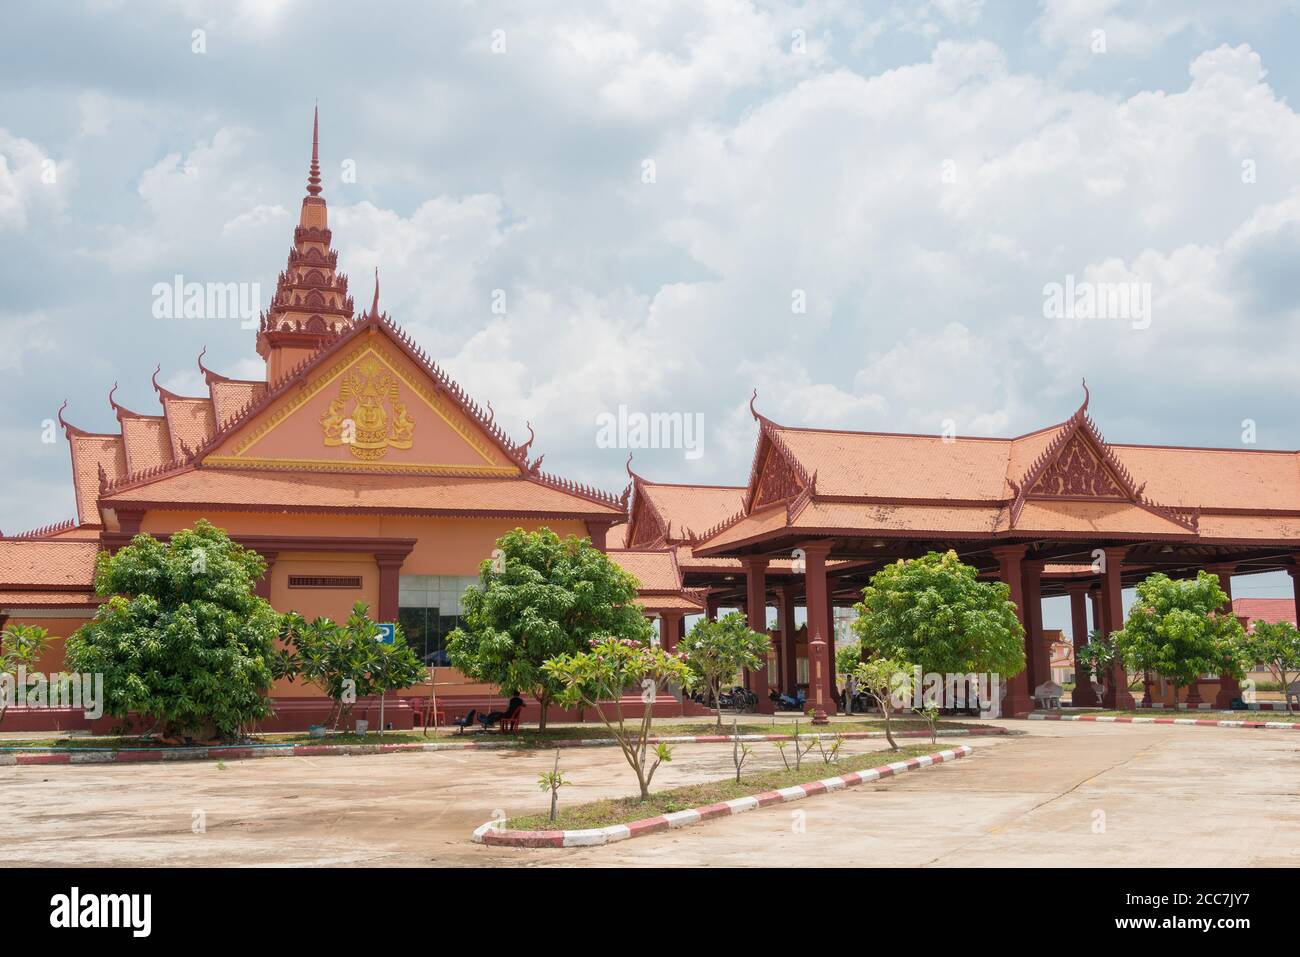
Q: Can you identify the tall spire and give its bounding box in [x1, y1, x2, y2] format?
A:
[306, 103, 322, 196]
[256, 104, 355, 382]
[370, 267, 380, 320]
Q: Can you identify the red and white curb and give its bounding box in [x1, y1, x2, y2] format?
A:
[472, 744, 974, 849]
[0, 726, 1005, 768]
[1027, 714, 1300, 731]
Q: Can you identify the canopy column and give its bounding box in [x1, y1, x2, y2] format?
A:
[801, 542, 836, 723]
[991, 545, 1032, 716]
[743, 557, 774, 714]
[1101, 547, 1135, 710]
[1066, 584, 1098, 706]
[779, 584, 798, 696]
[1206, 562, 1239, 708]
[660, 610, 684, 652]
[1023, 559, 1048, 693]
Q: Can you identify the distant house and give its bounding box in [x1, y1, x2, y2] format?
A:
[1232, 598, 1297, 630]
[1233, 598, 1297, 686]
[1046, 629, 1074, 685]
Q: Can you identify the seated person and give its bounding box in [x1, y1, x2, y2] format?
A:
[480, 693, 526, 726]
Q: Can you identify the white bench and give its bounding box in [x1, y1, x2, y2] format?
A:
[1034, 681, 1064, 711]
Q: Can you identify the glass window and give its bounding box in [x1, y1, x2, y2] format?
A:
[398, 575, 479, 667]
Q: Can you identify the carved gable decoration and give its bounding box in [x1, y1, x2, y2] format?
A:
[752, 443, 803, 509]
[203, 337, 520, 477]
[1027, 433, 1124, 499]
[628, 494, 667, 546]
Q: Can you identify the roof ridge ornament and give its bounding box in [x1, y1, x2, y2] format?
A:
[306, 104, 322, 197]
[369, 266, 380, 320]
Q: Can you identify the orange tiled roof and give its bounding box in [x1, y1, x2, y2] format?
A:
[695, 387, 1300, 555]
[66, 431, 126, 525]
[161, 395, 218, 458]
[100, 467, 623, 517]
[774, 427, 1020, 500]
[637, 483, 745, 539]
[119, 413, 175, 474]
[1111, 445, 1300, 511]
[607, 548, 684, 592]
[635, 593, 705, 612]
[1232, 598, 1295, 627]
[0, 540, 100, 589]
[209, 378, 268, 427]
[0, 591, 101, 608]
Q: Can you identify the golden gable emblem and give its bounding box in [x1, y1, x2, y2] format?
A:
[320, 356, 415, 460]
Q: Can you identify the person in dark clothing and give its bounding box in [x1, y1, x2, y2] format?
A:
[480, 693, 525, 727]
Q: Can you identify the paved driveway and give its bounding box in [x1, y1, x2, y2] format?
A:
[1, 721, 1295, 867]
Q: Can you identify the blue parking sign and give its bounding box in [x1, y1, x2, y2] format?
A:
[377, 623, 396, 644]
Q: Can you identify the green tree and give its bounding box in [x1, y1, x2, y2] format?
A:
[1111, 572, 1249, 708]
[852, 551, 1025, 694]
[64, 521, 279, 741]
[544, 636, 694, 800]
[279, 602, 424, 731]
[1246, 621, 1300, 712]
[0, 623, 51, 729]
[677, 612, 770, 727]
[447, 527, 650, 730]
[1075, 629, 1115, 699]
[851, 656, 915, 751]
[835, 640, 864, 675]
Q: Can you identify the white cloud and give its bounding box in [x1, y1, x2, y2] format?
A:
[0, 129, 69, 231]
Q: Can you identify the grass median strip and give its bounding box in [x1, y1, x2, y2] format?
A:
[2, 718, 996, 752]
[506, 743, 950, 832]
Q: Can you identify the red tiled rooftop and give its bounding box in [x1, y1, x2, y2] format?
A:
[1232, 598, 1296, 627]
[101, 468, 623, 517]
[0, 540, 100, 589]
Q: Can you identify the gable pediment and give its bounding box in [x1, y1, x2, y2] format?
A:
[202, 333, 520, 476]
[1026, 432, 1127, 500]
[750, 435, 806, 510]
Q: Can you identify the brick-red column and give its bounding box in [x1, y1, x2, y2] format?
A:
[801, 542, 836, 723]
[991, 544, 1031, 716]
[1101, 547, 1134, 709]
[1066, 585, 1097, 706]
[743, 557, 774, 714]
[584, 520, 611, 551]
[376, 552, 407, 624]
[254, 551, 278, 602]
[825, 583, 839, 707]
[1022, 559, 1047, 693]
[780, 584, 798, 695]
[1206, 562, 1239, 708]
[660, 611, 683, 652]
[705, 594, 719, 621]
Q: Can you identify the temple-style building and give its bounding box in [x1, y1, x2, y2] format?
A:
[0, 112, 632, 729]
[3, 112, 1300, 730]
[642, 391, 1300, 717]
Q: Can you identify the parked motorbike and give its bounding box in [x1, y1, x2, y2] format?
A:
[770, 689, 805, 711]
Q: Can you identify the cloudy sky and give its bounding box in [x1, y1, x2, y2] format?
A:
[2, 0, 1299, 608]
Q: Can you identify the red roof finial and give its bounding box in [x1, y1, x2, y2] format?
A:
[306, 104, 322, 196]
[369, 267, 380, 319]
